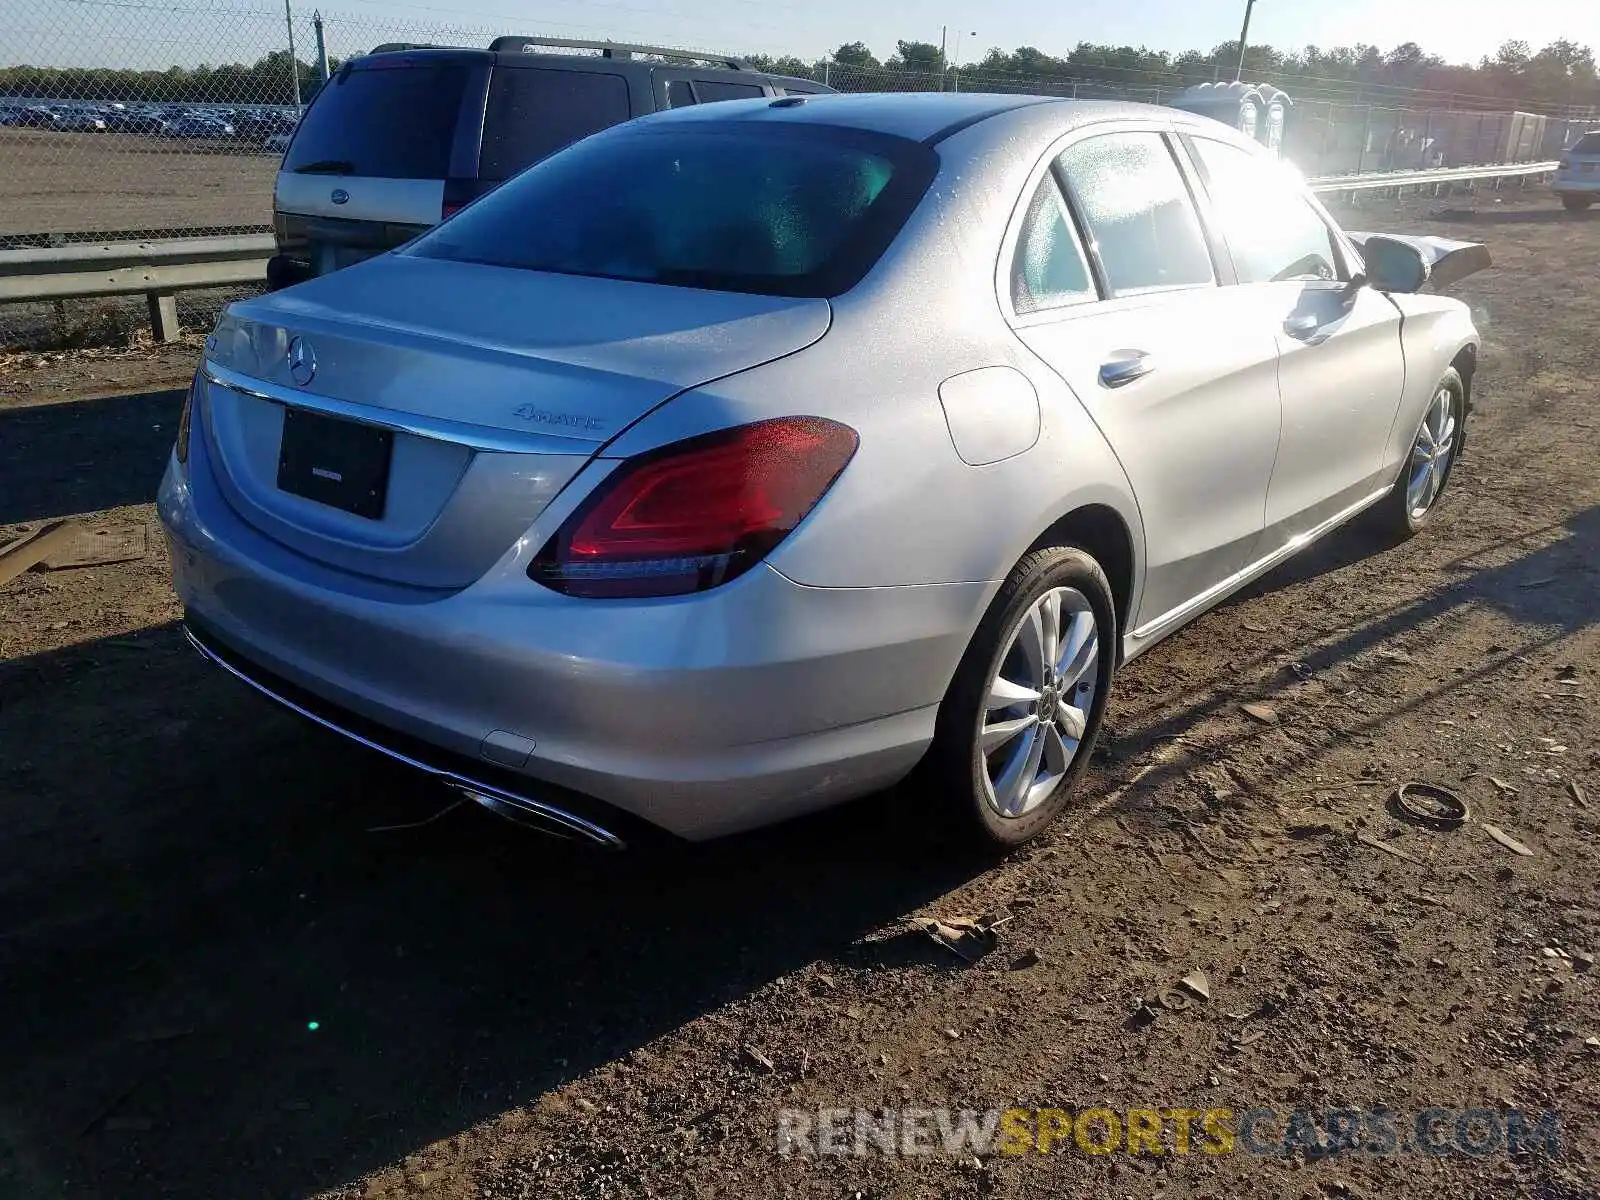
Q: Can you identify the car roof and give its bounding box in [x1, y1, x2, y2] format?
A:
[631, 92, 1188, 145]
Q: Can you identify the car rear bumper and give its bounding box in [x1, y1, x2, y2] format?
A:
[158, 432, 984, 841]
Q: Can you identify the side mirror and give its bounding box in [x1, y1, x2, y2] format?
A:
[1361, 235, 1429, 294]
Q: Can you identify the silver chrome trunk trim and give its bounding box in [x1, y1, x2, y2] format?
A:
[181, 622, 626, 849]
[202, 362, 599, 456]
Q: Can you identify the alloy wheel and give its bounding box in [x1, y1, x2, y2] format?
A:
[977, 587, 1100, 818]
[1407, 385, 1458, 521]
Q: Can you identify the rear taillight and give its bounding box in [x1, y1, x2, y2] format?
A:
[175, 378, 195, 464]
[441, 200, 464, 220]
[530, 417, 858, 598]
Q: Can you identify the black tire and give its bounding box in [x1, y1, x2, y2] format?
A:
[1368, 367, 1465, 541]
[1561, 195, 1593, 213]
[924, 545, 1118, 851]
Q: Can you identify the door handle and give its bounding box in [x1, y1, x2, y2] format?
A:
[1098, 351, 1155, 389]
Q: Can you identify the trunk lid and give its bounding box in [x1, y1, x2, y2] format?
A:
[200, 254, 832, 588]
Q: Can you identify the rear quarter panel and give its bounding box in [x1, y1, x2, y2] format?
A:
[596, 117, 1146, 607]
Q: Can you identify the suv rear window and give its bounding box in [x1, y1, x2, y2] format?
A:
[409, 124, 937, 297]
[1572, 132, 1600, 154]
[480, 67, 632, 180]
[285, 59, 469, 178]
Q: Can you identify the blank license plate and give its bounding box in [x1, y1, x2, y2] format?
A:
[276, 407, 393, 519]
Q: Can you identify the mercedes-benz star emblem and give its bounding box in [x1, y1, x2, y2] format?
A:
[330, 188, 349, 205]
[286, 336, 316, 387]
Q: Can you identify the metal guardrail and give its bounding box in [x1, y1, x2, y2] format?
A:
[0, 233, 272, 340]
[0, 160, 1564, 343]
[1308, 161, 1559, 193]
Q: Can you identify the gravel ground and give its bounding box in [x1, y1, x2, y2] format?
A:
[0, 191, 1596, 1200]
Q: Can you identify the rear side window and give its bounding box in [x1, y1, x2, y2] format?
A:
[692, 81, 765, 103]
[667, 80, 695, 108]
[410, 124, 937, 297]
[1010, 176, 1095, 313]
[480, 68, 632, 180]
[1057, 132, 1214, 297]
[1572, 132, 1600, 154]
[285, 60, 469, 179]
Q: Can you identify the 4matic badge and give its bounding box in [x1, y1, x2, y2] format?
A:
[512, 405, 606, 433]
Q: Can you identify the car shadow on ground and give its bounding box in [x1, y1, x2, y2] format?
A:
[1429, 205, 1596, 226]
[1100, 502, 1598, 825]
[0, 387, 184, 525]
[0, 618, 980, 1198]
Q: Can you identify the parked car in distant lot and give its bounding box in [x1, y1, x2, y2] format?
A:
[165, 93, 1488, 852]
[267, 35, 833, 285]
[1555, 130, 1600, 211]
[55, 110, 108, 132]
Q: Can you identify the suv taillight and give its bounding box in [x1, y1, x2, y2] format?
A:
[530, 417, 858, 598]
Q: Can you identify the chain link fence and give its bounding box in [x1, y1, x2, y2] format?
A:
[2, 1, 1595, 347]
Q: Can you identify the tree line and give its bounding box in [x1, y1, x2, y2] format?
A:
[761, 36, 1599, 113]
[2, 35, 1596, 114]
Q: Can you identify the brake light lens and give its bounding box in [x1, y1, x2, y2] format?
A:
[530, 417, 858, 598]
[175, 377, 195, 464]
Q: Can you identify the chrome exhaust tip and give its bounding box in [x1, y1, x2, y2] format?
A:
[455, 784, 626, 850]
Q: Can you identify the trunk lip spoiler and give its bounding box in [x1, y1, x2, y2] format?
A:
[202, 360, 599, 456]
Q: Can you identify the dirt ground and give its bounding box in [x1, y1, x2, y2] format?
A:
[0, 191, 1596, 1200]
[0, 128, 276, 240]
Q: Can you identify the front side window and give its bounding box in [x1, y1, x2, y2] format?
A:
[480, 67, 632, 180]
[411, 124, 936, 297]
[1056, 132, 1215, 297]
[1010, 175, 1095, 314]
[1190, 137, 1341, 284]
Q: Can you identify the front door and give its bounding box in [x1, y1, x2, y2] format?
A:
[1183, 134, 1408, 552]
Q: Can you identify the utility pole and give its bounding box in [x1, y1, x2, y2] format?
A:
[313, 10, 330, 85]
[284, 0, 302, 107]
[939, 25, 948, 91]
[1233, 0, 1256, 82]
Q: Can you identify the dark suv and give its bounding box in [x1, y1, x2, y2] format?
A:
[269, 36, 832, 285]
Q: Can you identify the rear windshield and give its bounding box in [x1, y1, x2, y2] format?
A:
[408, 124, 936, 297]
[285, 59, 469, 178]
[1572, 132, 1600, 154]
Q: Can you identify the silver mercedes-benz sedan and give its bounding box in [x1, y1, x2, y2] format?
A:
[160, 93, 1484, 850]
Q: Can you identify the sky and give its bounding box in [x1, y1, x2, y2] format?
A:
[3, 0, 1595, 72]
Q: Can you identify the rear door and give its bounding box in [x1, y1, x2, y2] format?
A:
[1006, 127, 1282, 634]
[274, 54, 482, 273]
[1183, 134, 1407, 551]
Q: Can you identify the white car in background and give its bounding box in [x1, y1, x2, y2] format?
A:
[1555, 130, 1600, 211]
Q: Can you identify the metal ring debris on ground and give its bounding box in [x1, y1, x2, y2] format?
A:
[1390, 782, 1471, 831]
